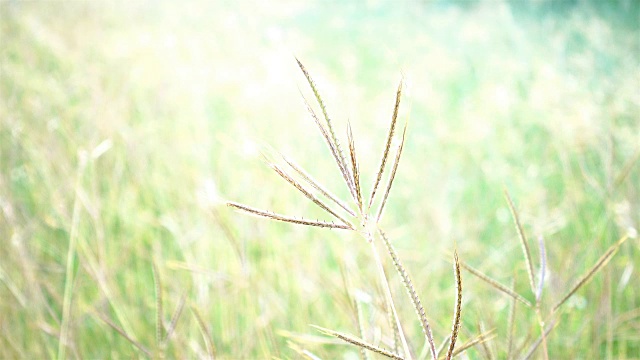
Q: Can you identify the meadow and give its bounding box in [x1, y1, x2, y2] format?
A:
[0, 1, 638, 359]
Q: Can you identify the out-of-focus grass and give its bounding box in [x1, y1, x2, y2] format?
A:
[0, 1, 638, 358]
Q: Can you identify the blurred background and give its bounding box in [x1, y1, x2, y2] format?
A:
[1, 0, 638, 358]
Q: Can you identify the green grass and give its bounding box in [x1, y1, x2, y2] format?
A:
[1, 1, 638, 359]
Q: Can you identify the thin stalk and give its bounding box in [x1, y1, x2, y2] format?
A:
[369, 240, 413, 360]
[552, 235, 628, 312]
[445, 249, 462, 360]
[504, 190, 537, 297]
[535, 236, 549, 360]
[227, 202, 352, 230]
[312, 325, 403, 360]
[378, 228, 436, 359]
[57, 152, 87, 360]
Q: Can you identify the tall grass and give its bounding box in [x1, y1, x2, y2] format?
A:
[0, 1, 638, 358]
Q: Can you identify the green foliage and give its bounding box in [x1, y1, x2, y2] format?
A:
[0, 1, 638, 358]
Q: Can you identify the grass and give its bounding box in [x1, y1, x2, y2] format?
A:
[1, 1, 639, 359]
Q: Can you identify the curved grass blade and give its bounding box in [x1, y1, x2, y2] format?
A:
[504, 190, 537, 297]
[227, 202, 352, 230]
[376, 121, 407, 224]
[378, 228, 436, 360]
[191, 307, 216, 360]
[368, 79, 403, 210]
[552, 235, 628, 313]
[445, 249, 463, 360]
[311, 325, 404, 360]
[460, 261, 532, 308]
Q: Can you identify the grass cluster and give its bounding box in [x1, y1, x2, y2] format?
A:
[1, 1, 638, 359]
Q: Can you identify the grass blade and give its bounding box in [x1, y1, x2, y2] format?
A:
[270, 163, 353, 228]
[522, 318, 558, 360]
[164, 291, 187, 344]
[191, 307, 216, 360]
[96, 312, 151, 357]
[369, 239, 413, 359]
[152, 261, 164, 348]
[347, 121, 363, 213]
[376, 121, 407, 224]
[378, 228, 436, 360]
[227, 202, 352, 230]
[552, 235, 628, 313]
[535, 236, 549, 360]
[435, 336, 450, 359]
[340, 261, 371, 360]
[311, 325, 404, 360]
[281, 154, 356, 217]
[613, 148, 640, 191]
[353, 299, 370, 360]
[296, 58, 354, 198]
[460, 261, 532, 308]
[288, 341, 322, 360]
[476, 321, 493, 360]
[448, 330, 496, 359]
[299, 91, 357, 200]
[536, 236, 546, 303]
[504, 190, 537, 297]
[368, 79, 403, 210]
[506, 277, 517, 360]
[385, 291, 401, 356]
[445, 249, 462, 360]
[57, 153, 87, 360]
[296, 58, 347, 169]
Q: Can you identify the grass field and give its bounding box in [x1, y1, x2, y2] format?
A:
[1, 1, 639, 359]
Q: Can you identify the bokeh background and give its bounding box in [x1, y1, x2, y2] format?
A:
[1, 1, 638, 358]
